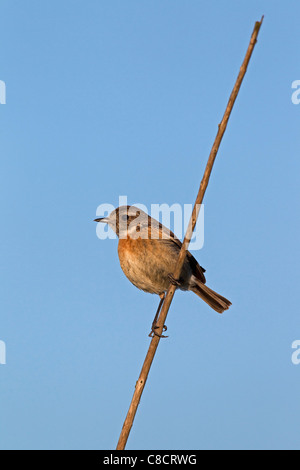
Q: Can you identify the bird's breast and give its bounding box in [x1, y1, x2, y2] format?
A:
[117, 237, 191, 295]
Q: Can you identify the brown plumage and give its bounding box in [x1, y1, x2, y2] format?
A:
[95, 205, 231, 314]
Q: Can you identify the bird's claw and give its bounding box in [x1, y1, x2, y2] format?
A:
[168, 273, 181, 287]
[148, 323, 168, 338]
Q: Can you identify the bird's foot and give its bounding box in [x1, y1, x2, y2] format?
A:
[148, 323, 168, 338]
[168, 273, 182, 287]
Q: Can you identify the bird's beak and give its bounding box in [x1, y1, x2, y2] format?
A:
[94, 217, 109, 223]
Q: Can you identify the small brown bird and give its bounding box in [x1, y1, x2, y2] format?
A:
[95, 205, 231, 335]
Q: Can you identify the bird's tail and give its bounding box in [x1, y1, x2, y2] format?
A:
[190, 278, 231, 314]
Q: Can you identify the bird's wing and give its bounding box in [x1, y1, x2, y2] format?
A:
[148, 217, 206, 284]
[186, 251, 206, 284]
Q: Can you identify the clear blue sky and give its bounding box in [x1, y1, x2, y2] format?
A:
[1, 0, 300, 450]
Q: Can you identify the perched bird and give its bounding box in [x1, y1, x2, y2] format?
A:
[95, 205, 231, 335]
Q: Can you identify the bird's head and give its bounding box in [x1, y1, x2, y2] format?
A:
[94, 205, 149, 239]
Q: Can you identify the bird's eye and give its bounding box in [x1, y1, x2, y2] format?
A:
[122, 214, 130, 221]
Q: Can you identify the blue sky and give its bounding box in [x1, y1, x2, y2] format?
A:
[1, 0, 300, 450]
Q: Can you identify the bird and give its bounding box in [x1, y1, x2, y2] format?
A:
[95, 205, 231, 336]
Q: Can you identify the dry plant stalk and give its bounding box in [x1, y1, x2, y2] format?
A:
[116, 16, 264, 450]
